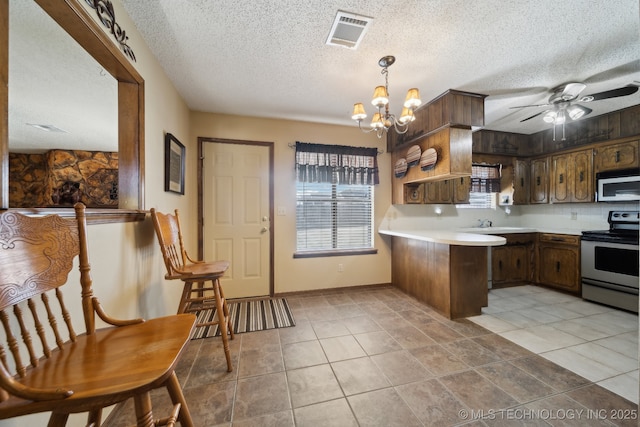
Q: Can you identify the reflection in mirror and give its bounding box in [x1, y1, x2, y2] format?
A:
[8, 0, 118, 208]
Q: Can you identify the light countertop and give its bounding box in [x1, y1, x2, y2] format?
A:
[378, 228, 506, 246]
[378, 226, 585, 246]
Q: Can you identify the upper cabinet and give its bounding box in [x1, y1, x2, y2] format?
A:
[594, 140, 639, 173]
[530, 157, 549, 204]
[513, 158, 530, 205]
[390, 90, 486, 204]
[550, 148, 594, 203]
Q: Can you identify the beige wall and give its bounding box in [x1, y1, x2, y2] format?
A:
[191, 112, 393, 294]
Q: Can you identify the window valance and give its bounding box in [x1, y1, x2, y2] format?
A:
[295, 141, 379, 185]
[471, 163, 501, 193]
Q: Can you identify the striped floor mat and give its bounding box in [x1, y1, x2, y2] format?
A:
[190, 297, 295, 340]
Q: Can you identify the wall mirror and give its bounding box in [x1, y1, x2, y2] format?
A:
[1, 0, 145, 223]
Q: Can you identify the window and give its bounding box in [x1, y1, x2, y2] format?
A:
[458, 163, 501, 209]
[294, 141, 378, 256]
[296, 180, 373, 253]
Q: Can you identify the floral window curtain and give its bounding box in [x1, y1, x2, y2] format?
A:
[470, 163, 501, 193]
[295, 141, 379, 185]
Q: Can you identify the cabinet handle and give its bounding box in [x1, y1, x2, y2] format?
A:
[516, 258, 520, 268]
[520, 177, 524, 187]
[615, 150, 620, 163]
[460, 177, 464, 184]
[556, 261, 561, 272]
[579, 171, 584, 182]
[559, 173, 564, 184]
[536, 176, 541, 186]
[498, 260, 502, 270]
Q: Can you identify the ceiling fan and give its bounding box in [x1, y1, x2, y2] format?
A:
[510, 82, 639, 140]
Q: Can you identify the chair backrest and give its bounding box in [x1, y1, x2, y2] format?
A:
[0, 203, 97, 399]
[150, 208, 188, 279]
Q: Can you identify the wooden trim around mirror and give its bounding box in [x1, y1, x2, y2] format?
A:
[0, 0, 145, 224]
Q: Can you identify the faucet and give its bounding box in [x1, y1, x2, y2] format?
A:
[478, 219, 492, 228]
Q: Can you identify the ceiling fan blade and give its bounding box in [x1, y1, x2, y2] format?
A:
[509, 103, 550, 109]
[581, 85, 639, 102]
[520, 110, 546, 122]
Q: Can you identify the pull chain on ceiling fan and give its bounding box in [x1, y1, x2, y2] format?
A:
[510, 82, 639, 140]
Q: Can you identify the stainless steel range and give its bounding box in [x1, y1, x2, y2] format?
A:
[581, 211, 639, 313]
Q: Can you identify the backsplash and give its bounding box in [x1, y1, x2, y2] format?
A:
[382, 202, 639, 232]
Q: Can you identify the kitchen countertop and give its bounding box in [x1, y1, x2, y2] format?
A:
[378, 228, 506, 246]
[378, 226, 585, 246]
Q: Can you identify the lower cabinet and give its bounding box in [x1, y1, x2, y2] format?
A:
[536, 233, 581, 294]
[491, 234, 535, 286]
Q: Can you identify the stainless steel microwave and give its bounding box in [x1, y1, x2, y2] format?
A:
[597, 168, 640, 202]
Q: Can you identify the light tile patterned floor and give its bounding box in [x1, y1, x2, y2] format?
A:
[469, 285, 639, 403]
[105, 285, 638, 426]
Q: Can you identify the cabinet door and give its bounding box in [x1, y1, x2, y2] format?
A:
[438, 180, 453, 203]
[572, 149, 593, 202]
[491, 246, 510, 284]
[510, 245, 528, 282]
[538, 244, 580, 293]
[513, 159, 530, 205]
[530, 158, 549, 204]
[551, 154, 570, 203]
[424, 182, 439, 203]
[595, 140, 639, 173]
[453, 176, 470, 204]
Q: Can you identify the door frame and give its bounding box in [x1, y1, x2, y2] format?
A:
[197, 137, 275, 296]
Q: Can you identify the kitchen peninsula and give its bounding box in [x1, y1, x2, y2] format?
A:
[379, 228, 505, 319]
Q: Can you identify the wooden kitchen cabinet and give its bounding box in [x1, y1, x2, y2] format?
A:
[530, 157, 549, 204]
[452, 176, 470, 204]
[550, 149, 594, 203]
[424, 180, 453, 204]
[537, 233, 580, 294]
[491, 233, 535, 286]
[594, 140, 639, 173]
[513, 158, 530, 205]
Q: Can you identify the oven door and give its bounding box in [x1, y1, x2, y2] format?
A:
[581, 240, 639, 289]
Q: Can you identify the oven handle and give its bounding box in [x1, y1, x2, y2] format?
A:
[582, 278, 639, 295]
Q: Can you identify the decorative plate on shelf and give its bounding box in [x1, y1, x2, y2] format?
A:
[406, 145, 421, 167]
[394, 158, 408, 178]
[420, 148, 438, 171]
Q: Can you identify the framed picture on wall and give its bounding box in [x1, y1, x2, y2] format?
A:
[165, 133, 185, 194]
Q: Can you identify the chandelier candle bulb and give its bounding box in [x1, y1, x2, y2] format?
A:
[403, 88, 422, 108]
[371, 86, 389, 107]
[352, 103, 367, 120]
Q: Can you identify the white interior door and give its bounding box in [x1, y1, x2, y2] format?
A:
[203, 142, 271, 298]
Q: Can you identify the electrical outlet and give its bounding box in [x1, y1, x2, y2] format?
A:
[570, 212, 578, 220]
[277, 207, 286, 216]
[338, 263, 344, 272]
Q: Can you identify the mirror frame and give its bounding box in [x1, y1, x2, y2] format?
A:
[0, 0, 145, 224]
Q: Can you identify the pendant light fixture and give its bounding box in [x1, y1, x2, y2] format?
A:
[351, 56, 421, 138]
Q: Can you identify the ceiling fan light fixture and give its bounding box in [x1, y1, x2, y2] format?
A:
[554, 110, 566, 125]
[543, 111, 557, 123]
[567, 104, 587, 120]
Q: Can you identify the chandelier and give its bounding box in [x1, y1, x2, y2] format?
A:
[351, 55, 422, 138]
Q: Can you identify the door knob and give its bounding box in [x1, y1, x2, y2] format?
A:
[261, 227, 269, 233]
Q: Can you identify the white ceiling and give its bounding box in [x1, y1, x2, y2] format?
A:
[8, 0, 640, 153]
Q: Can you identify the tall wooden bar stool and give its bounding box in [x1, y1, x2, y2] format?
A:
[150, 208, 234, 372]
[0, 203, 196, 426]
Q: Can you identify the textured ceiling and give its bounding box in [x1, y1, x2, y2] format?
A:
[8, 0, 640, 153]
[120, 0, 640, 135]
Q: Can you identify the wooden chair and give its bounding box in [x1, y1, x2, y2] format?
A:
[0, 203, 196, 426]
[150, 208, 234, 372]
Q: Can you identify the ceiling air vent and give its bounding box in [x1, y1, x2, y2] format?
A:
[326, 10, 373, 50]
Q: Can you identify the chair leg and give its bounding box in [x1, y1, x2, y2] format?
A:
[213, 278, 233, 372]
[47, 412, 69, 427]
[165, 371, 195, 427]
[217, 278, 234, 341]
[133, 392, 155, 427]
[178, 282, 193, 314]
[87, 409, 102, 426]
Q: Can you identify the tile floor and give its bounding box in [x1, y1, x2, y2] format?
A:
[105, 285, 638, 427]
[468, 284, 639, 404]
